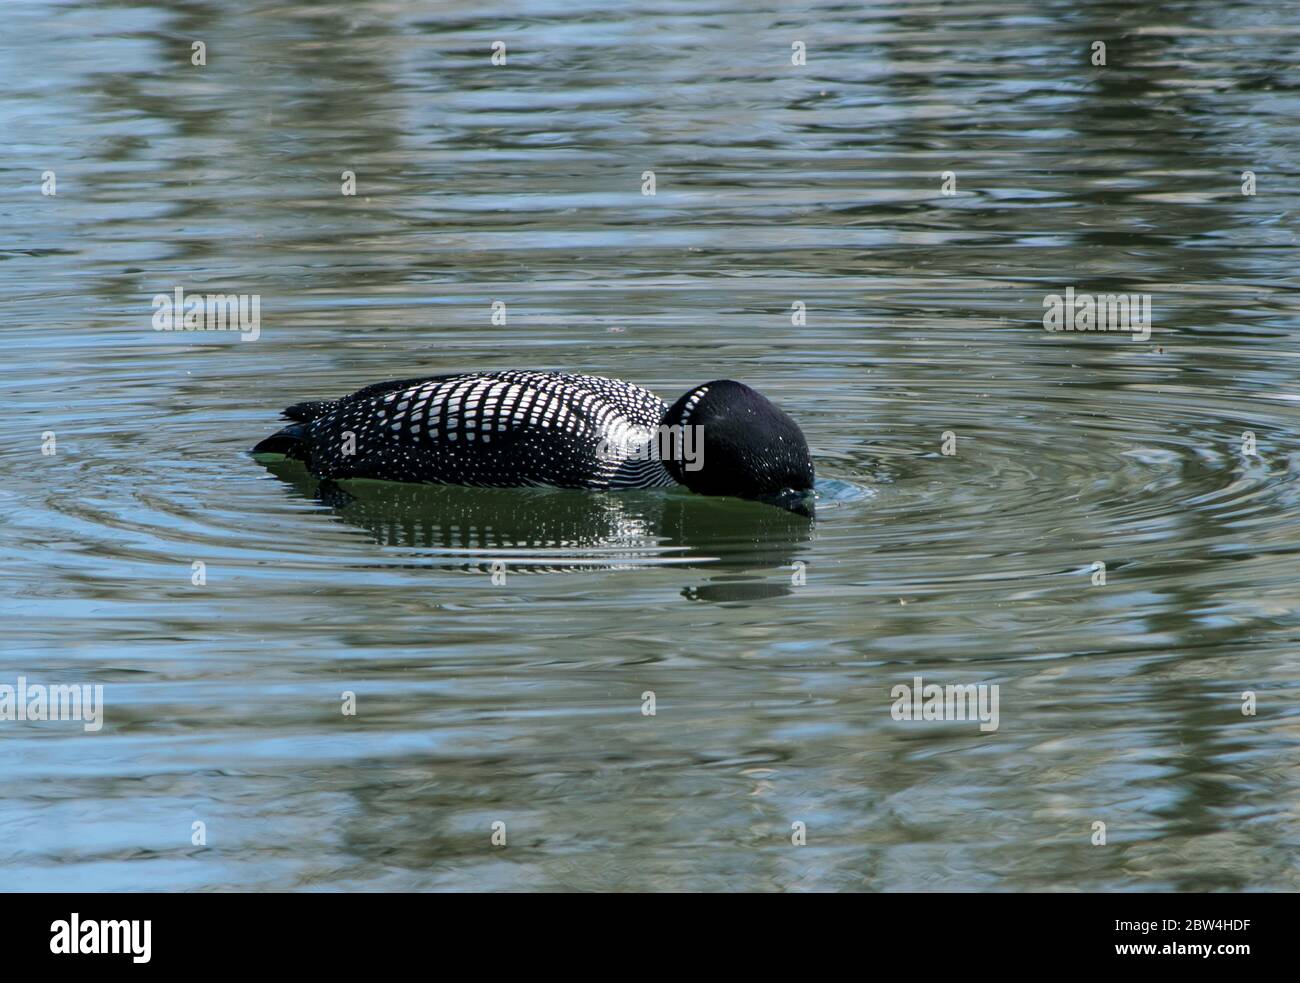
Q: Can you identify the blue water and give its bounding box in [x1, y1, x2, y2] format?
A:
[1, 0, 1299, 891]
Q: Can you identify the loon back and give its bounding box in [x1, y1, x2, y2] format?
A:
[252, 370, 676, 490]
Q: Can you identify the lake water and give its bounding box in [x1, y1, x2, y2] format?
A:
[2, 0, 1299, 891]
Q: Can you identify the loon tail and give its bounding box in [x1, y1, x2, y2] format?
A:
[252, 396, 339, 458]
[252, 422, 308, 458]
[252, 375, 457, 460]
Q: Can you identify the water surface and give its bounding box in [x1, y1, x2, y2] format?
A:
[2, 0, 1299, 891]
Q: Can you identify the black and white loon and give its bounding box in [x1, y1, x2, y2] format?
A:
[252, 370, 815, 514]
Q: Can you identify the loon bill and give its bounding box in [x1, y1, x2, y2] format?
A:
[252, 370, 815, 515]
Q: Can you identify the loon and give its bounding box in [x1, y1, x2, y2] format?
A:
[252, 370, 815, 515]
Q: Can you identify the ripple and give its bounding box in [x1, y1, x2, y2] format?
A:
[3, 0, 1300, 892]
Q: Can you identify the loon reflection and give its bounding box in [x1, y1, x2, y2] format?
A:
[262, 460, 813, 599]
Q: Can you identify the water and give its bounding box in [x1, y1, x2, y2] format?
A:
[2, 0, 1299, 891]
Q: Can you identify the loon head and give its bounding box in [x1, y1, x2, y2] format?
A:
[660, 380, 815, 517]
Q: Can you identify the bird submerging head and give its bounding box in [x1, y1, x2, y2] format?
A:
[252, 371, 816, 516]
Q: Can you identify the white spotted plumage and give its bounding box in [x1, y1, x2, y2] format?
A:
[293, 370, 677, 490]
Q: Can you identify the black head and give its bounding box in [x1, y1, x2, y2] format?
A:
[660, 379, 815, 516]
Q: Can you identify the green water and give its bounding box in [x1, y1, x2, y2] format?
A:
[2, 0, 1299, 891]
